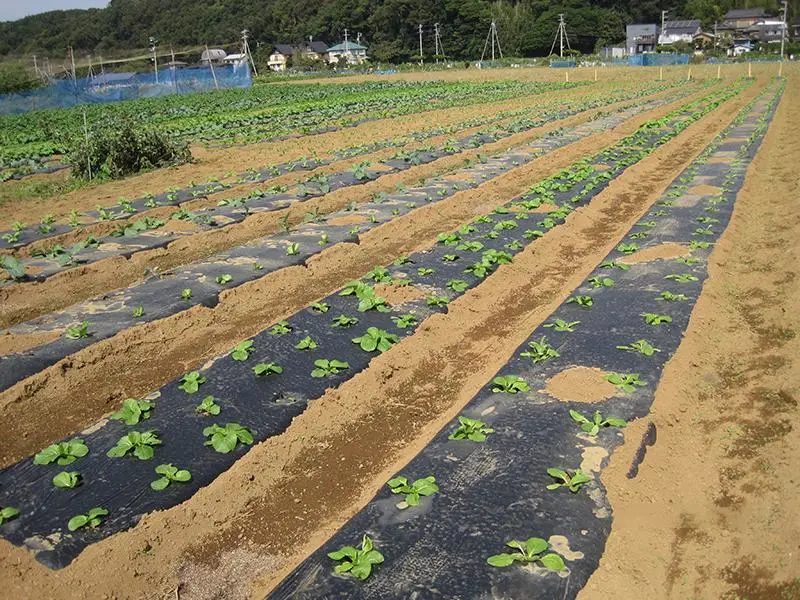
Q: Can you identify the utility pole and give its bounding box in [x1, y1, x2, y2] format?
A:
[149, 36, 159, 84]
[434, 23, 445, 62]
[418, 24, 424, 64]
[480, 20, 502, 63]
[661, 10, 669, 45]
[242, 29, 258, 76]
[780, 0, 788, 61]
[714, 21, 718, 49]
[549, 14, 572, 58]
[205, 44, 219, 89]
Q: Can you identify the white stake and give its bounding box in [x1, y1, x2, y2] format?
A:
[594, 68, 597, 81]
[659, 66, 663, 81]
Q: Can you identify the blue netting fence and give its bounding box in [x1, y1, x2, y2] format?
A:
[0, 63, 252, 116]
[629, 54, 691, 66]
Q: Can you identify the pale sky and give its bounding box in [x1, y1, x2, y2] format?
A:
[0, 0, 109, 22]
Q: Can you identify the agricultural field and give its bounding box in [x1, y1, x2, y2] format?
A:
[0, 64, 798, 600]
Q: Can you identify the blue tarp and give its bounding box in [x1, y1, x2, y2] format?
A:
[0, 63, 252, 116]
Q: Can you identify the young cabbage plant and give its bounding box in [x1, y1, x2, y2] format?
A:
[599, 260, 630, 271]
[658, 291, 689, 301]
[195, 395, 221, 416]
[447, 279, 469, 293]
[487, 538, 566, 571]
[311, 359, 349, 378]
[286, 243, 300, 256]
[352, 327, 399, 352]
[65, 321, 91, 340]
[231, 340, 254, 361]
[520, 337, 559, 364]
[53, 471, 81, 489]
[0, 506, 20, 525]
[0, 255, 26, 281]
[151, 463, 192, 490]
[616, 243, 639, 254]
[107, 431, 162, 460]
[216, 274, 233, 285]
[543, 319, 580, 332]
[180, 288, 193, 300]
[427, 295, 449, 307]
[569, 409, 627, 436]
[546, 468, 592, 492]
[179, 371, 206, 394]
[110, 398, 154, 425]
[588, 276, 615, 288]
[616, 340, 660, 356]
[253, 362, 283, 376]
[491, 375, 529, 394]
[68, 507, 108, 532]
[391, 314, 417, 329]
[449, 416, 494, 442]
[566, 295, 593, 308]
[387, 475, 439, 509]
[269, 320, 291, 335]
[309, 301, 330, 314]
[132, 305, 145, 318]
[332, 315, 359, 328]
[417, 267, 434, 276]
[203, 423, 254, 453]
[34, 439, 89, 466]
[641, 312, 672, 325]
[665, 273, 699, 283]
[295, 336, 319, 350]
[606, 372, 647, 393]
[328, 535, 384, 581]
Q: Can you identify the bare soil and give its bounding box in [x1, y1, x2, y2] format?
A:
[544, 366, 620, 403]
[0, 75, 770, 600]
[619, 242, 690, 265]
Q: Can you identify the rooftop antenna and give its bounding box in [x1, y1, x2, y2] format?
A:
[549, 13, 572, 58]
[242, 29, 258, 76]
[418, 24, 424, 64]
[434, 23, 446, 62]
[480, 20, 502, 63]
[149, 36, 159, 83]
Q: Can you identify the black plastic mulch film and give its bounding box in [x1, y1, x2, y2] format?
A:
[0, 84, 702, 393]
[266, 83, 783, 599]
[0, 79, 763, 571]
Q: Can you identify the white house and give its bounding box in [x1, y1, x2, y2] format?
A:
[326, 42, 368, 65]
[659, 20, 702, 45]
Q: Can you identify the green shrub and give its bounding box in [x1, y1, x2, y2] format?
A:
[68, 121, 191, 180]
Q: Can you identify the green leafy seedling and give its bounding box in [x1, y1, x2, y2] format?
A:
[617, 243, 639, 254]
[332, 315, 359, 328]
[179, 371, 206, 394]
[427, 295, 449, 307]
[65, 321, 90, 339]
[310, 301, 329, 313]
[449, 416, 493, 442]
[286, 242, 300, 256]
[295, 336, 318, 350]
[492, 375, 529, 394]
[600, 260, 630, 271]
[0, 255, 26, 280]
[352, 327, 399, 352]
[216, 274, 233, 285]
[107, 431, 162, 460]
[447, 279, 469, 293]
[387, 475, 439, 508]
[53, 471, 81, 489]
[34, 439, 89, 466]
[203, 423, 253, 453]
[180, 288, 192, 300]
[132, 306, 145, 318]
[231, 340, 254, 361]
[665, 273, 698, 283]
[196, 395, 221, 416]
[253, 362, 283, 376]
[392, 314, 417, 329]
[569, 409, 627, 436]
[417, 267, 434, 276]
[606, 372, 647, 393]
[658, 291, 689, 301]
[311, 359, 349, 378]
[328, 534, 384, 580]
[487, 537, 565, 571]
[616, 340, 660, 356]
[110, 398, 154, 425]
[68, 507, 108, 532]
[546, 468, 592, 492]
[269, 320, 291, 335]
[641, 312, 672, 325]
[543, 319, 580, 332]
[151, 463, 192, 490]
[566, 295, 593, 308]
[0, 506, 20, 524]
[588, 276, 615, 288]
[520, 336, 559, 363]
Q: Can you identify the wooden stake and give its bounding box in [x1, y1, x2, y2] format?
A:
[565, 70, 569, 83]
[659, 66, 663, 81]
[594, 68, 597, 81]
[717, 64, 721, 79]
[748, 62, 752, 78]
[687, 67, 692, 81]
